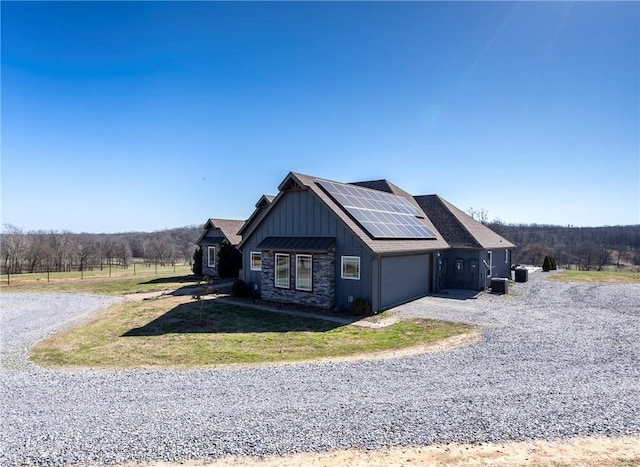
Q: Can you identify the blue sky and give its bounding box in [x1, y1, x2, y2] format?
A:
[2, 1, 638, 233]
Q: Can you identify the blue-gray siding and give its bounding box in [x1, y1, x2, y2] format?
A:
[241, 189, 372, 310]
[199, 228, 226, 277]
[439, 248, 512, 290]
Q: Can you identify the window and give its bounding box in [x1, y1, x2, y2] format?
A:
[341, 256, 360, 280]
[207, 246, 216, 268]
[296, 254, 312, 291]
[250, 252, 262, 271]
[505, 249, 509, 264]
[274, 253, 290, 288]
[487, 251, 493, 277]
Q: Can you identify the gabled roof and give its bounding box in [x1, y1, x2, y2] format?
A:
[237, 194, 275, 237]
[414, 195, 515, 250]
[239, 172, 449, 254]
[197, 218, 245, 246]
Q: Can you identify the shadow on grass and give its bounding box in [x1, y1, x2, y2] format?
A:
[122, 300, 344, 336]
[141, 275, 201, 285]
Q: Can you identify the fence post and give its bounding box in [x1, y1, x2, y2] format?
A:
[6, 272, 9, 286]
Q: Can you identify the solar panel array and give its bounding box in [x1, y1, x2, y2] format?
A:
[317, 180, 436, 239]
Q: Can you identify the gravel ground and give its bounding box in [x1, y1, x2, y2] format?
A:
[1, 272, 639, 465]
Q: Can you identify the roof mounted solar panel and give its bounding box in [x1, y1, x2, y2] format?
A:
[317, 180, 436, 239]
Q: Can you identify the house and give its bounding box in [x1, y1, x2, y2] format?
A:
[196, 218, 245, 277]
[414, 195, 514, 290]
[237, 172, 515, 313]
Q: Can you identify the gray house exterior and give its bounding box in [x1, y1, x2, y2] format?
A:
[197, 218, 245, 277]
[238, 172, 515, 313]
[414, 195, 514, 290]
[239, 173, 447, 313]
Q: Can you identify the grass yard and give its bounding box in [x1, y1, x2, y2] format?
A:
[549, 270, 640, 283]
[31, 296, 473, 368]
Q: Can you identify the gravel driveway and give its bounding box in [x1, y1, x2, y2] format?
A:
[1, 272, 639, 465]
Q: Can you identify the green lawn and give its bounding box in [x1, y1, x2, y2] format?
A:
[31, 296, 474, 368]
[549, 270, 640, 283]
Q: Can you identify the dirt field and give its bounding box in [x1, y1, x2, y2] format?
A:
[141, 436, 640, 466]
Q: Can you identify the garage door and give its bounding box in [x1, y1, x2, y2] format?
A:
[380, 254, 431, 309]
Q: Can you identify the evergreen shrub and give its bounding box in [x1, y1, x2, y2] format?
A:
[192, 247, 203, 276]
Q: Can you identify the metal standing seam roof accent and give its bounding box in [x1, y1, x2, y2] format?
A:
[256, 236, 336, 252]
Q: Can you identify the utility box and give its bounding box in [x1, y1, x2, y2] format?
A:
[515, 267, 528, 283]
[491, 278, 509, 294]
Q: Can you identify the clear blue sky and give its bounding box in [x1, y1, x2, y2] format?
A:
[2, 1, 638, 233]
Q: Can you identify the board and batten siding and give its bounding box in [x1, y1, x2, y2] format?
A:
[200, 227, 226, 277]
[241, 189, 373, 310]
[440, 248, 513, 291]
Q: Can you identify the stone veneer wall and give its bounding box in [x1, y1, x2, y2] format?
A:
[261, 249, 335, 309]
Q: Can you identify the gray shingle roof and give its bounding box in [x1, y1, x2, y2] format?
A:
[239, 172, 514, 254]
[197, 218, 245, 246]
[414, 195, 515, 249]
[283, 172, 449, 254]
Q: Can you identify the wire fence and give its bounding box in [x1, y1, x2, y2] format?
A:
[2, 261, 194, 286]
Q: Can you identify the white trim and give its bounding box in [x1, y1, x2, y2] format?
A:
[341, 256, 361, 280]
[274, 253, 290, 289]
[250, 252, 262, 271]
[505, 249, 509, 264]
[295, 254, 312, 291]
[207, 246, 216, 268]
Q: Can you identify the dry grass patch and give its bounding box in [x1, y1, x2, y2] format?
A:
[550, 270, 640, 283]
[0, 271, 200, 295]
[31, 296, 473, 368]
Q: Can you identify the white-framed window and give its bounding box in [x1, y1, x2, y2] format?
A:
[341, 256, 360, 280]
[207, 246, 216, 268]
[505, 249, 509, 264]
[487, 251, 493, 277]
[296, 254, 312, 291]
[274, 253, 290, 288]
[250, 252, 262, 271]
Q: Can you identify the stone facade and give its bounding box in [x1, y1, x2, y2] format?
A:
[260, 249, 335, 309]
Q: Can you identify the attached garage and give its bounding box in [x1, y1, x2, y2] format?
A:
[379, 254, 432, 310]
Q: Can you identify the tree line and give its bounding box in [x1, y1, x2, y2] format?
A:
[1, 225, 201, 274]
[488, 222, 640, 271]
[2, 221, 639, 275]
